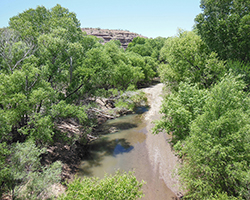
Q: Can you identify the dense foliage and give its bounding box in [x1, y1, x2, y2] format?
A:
[59, 171, 145, 200]
[0, 4, 158, 199]
[157, 41, 250, 200]
[127, 36, 166, 60]
[179, 75, 250, 199]
[195, 0, 250, 62]
[155, 1, 250, 198]
[153, 82, 208, 147]
[159, 30, 225, 89]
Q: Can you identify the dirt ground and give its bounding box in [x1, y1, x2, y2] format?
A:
[142, 83, 183, 199]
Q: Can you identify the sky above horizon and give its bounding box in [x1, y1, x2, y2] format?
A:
[0, 0, 201, 38]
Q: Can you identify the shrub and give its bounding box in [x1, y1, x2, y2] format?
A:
[58, 170, 145, 200]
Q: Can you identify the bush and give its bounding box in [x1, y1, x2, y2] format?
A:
[9, 140, 62, 199]
[58, 170, 145, 200]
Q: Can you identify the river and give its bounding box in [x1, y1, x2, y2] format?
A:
[77, 83, 182, 199]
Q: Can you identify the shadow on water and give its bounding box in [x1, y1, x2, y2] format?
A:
[113, 143, 134, 156]
[88, 137, 133, 156]
[78, 136, 134, 176]
[103, 122, 138, 132]
[135, 106, 149, 114]
[78, 113, 146, 177]
[97, 115, 141, 134]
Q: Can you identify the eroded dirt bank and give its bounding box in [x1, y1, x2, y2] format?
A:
[142, 83, 183, 198]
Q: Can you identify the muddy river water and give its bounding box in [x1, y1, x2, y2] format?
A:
[78, 84, 182, 199]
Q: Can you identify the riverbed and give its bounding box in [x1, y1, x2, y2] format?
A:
[78, 83, 181, 199]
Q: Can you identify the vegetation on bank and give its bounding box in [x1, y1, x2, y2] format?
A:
[0, 4, 163, 199]
[154, 0, 250, 199]
[58, 171, 145, 200]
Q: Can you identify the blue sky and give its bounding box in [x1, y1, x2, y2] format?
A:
[0, 0, 201, 38]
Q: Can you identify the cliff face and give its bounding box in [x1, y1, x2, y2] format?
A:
[81, 28, 147, 49]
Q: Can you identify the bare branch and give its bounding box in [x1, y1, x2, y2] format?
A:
[65, 83, 84, 100]
[0, 28, 37, 73]
[28, 73, 40, 91]
[12, 45, 37, 71]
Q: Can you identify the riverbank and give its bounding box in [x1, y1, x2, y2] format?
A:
[45, 83, 183, 199]
[75, 83, 182, 200]
[142, 83, 183, 199]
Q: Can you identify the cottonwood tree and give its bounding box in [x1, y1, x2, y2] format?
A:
[195, 0, 250, 62]
[8, 4, 82, 44]
[0, 28, 36, 74]
[159, 30, 225, 89]
[179, 75, 250, 199]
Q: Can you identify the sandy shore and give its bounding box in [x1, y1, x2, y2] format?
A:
[142, 83, 182, 197]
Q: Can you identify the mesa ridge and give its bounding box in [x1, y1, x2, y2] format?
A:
[81, 28, 147, 49]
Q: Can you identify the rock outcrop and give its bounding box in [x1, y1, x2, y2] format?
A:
[81, 28, 147, 49]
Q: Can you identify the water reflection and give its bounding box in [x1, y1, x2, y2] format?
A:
[99, 122, 138, 135]
[113, 142, 134, 156]
[77, 109, 177, 199]
[135, 106, 149, 114]
[78, 114, 146, 178]
[87, 137, 133, 155]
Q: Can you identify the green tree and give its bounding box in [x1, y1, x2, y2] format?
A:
[153, 82, 208, 147]
[159, 30, 225, 89]
[127, 37, 146, 47]
[143, 56, 158, 81]
[0, 55, 57, 143]
[145, 37, 167, 60]
[0, 28, 36, 74]
[0, 5, 90, 145]
[111, 60, 144, 90]
[127, 43, 152, 57]
[195, 0, 250, 62]
[179, 75, 250, 199]
[9, 5, 85, 100]
[81, 34, 101, 54]
[127, 37, 166, 60]
[75, 40, 145, 93]
[75, 45, 113, 94]
[9, 4, 82, 44]
[37, 27, 83, 90]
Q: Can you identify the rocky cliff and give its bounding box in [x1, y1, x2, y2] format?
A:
[81, 28, 147, 49]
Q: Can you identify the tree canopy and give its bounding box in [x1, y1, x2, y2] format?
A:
[180, 75, 250, 199]
[195, 0, 250, 62]
[0, 4, 157, 199]
[156, 2, 250, 197]
[159, 30, 225, 89]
